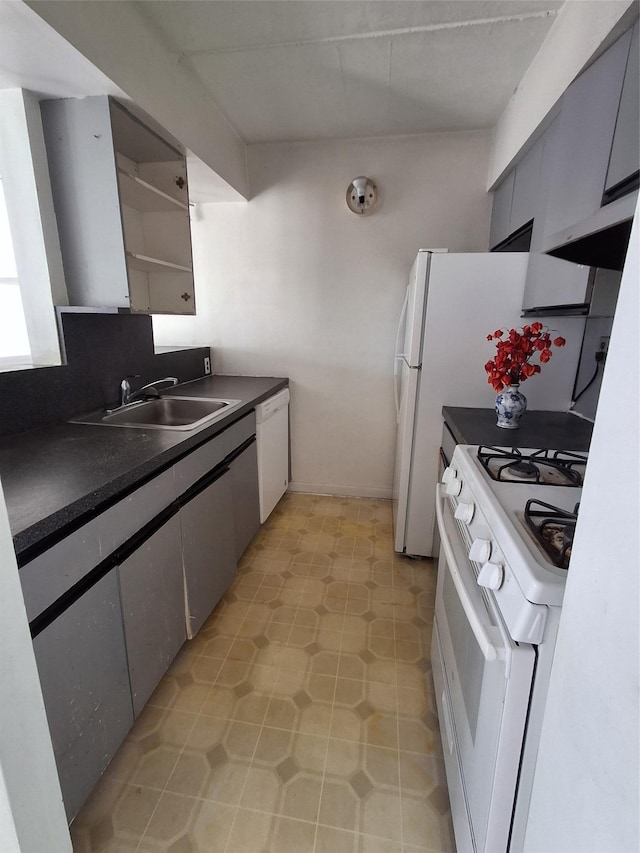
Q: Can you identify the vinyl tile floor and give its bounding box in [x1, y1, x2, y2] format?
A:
[71, 493, 455, 853]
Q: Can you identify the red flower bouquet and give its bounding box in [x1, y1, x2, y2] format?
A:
[484, 323, 566, 392]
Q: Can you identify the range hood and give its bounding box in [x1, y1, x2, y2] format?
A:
[543, 191, 637, 271]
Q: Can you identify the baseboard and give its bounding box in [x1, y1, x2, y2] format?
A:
[288, 481, 392, 500]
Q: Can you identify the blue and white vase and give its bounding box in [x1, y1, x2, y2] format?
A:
[495, 384, 527, 429]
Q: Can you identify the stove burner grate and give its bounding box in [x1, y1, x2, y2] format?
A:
[477, 446, 585, 487]
[524, 499, 580, 569]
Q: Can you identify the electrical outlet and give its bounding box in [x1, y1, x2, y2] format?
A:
[598, 336, 610, 354]
[203, 356, 211, 375]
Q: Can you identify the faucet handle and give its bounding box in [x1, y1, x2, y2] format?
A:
[120, 374, 140, 407]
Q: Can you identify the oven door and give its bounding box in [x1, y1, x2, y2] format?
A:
[431, 485, 535, 853]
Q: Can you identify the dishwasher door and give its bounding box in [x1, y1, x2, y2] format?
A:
[255, 389, 290, 522]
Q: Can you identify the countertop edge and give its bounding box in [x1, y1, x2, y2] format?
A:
[8, 376, 288, 562]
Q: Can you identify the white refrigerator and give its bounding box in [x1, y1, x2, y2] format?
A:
[392, 250, 584, 556]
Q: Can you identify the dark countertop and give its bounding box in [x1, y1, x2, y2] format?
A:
[0, 375, 287, 562]
[442, 407, 593, 451]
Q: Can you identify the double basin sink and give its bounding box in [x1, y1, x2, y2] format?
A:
[72, 396, 243, 432]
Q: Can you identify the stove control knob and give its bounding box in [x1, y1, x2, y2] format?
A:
[442, 466, 457, 484]
[468, 538, 491, 563]
[478, 560, 504, 591]
[454, 501, 475, 524]
[446, 477, 462, 497]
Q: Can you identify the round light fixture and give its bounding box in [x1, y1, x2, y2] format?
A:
[346, 176, 378, 215]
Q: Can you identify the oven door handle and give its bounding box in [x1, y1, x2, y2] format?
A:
[435, 484, 498, 662]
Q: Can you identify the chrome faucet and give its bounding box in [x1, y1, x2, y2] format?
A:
[120, 376, 178, 407]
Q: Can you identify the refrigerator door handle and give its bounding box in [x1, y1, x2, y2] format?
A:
[394, 357, 401, 422]
[394, 285, 409, 361]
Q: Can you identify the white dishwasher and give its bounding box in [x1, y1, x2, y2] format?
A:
[255, 388, 290, 522]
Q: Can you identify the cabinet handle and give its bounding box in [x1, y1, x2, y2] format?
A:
[181, 292, 192, 301]
[175, 176, 185, 189]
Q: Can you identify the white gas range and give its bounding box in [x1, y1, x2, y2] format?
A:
[431, 443, 586, 853]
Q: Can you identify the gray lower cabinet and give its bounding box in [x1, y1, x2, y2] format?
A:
[180, 467, 237, 637]
[31, 568, 134, 822]
[229, 439, 260, 560]
[118, 513, 186, 717]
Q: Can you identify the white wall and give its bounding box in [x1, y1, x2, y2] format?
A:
[524, 204, 639, 853]
[488, 0, 636, 186]
[155, 131, 494, 496]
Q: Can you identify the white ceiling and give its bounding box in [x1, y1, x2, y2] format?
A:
[135, 0, 564, 144]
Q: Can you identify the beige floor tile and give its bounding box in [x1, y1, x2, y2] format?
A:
[225, 807, 274, 853]
[318, 779, 360, 832]
[201, 759, 250, 806]
[70, 493, 454, 853]
[291, 732, 329, 775]
[280, 774, 323, 822]
[188, 800, 236, 852]
[315, 824, 358, 853]
[360, 790, 403, 841]
[142, 791, 198, 846]
[239, 766, 284, 812]
[253, 725, 293, 765]
[271, 816, 317, 853]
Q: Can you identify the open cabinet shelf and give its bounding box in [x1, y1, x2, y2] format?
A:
[117, 168, 189, 213]
[41, 95, 196, 315]
[126, 252, 192, 274]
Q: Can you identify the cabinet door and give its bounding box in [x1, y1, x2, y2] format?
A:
[180, 468, 237, 637]
[605, 22, 639, 195]
[229, 440, 260, 560]
[544, 28, 632, 239]
[118, 514, 187, 717]
[32, 568, 133, 821]
[489, 171, 514, 249]
[509, 135, 544, 235]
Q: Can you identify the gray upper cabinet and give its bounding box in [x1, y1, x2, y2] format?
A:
[489, 133, 544, 249]
[523, 119, 590, 309]
[509, 135, 544, 235]
[543, 27, 633, 241]
[605, 21, 639, 196]
[489, 171, 514, 249]
[41, 95, 195, 314]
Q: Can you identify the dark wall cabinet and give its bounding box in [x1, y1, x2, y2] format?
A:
[543, 27, 633, 240]
[490, 21, 638, 309]
[605, 21, 639, 197]
[489, 171, 515, 249]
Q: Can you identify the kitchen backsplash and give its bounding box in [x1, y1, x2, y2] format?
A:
[571, 269, 622, 421]
[0, 312, 209, 437]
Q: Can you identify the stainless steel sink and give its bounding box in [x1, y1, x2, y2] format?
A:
[71, 396, 243, 431]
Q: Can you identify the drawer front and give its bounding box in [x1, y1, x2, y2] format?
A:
[174, 412, 256, 494]
[20, 466, 176, 621]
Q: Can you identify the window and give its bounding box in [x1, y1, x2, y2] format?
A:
[0, 176, 31, 366]
[0, 89, 66, 371]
